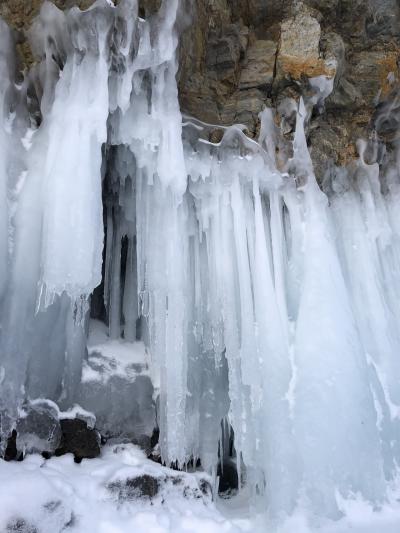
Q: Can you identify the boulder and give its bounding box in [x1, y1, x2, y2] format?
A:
[107, 468, 213, 504]
[77, 367, 156, 450]
[276, 11, 336, 82]
[108, 474, 160, 501]
[4, 430, 18, 462]
[16, 401, 62, 456]
[55, 418, 100, 462]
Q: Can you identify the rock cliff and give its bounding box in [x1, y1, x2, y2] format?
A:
[179, 0, 400, 179]
[1, 0, 399, 178]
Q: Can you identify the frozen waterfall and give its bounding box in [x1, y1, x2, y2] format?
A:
[0, 0, 400, 522]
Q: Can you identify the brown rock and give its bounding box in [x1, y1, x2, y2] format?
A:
[239, 40, 277, 90]
[1, 0, 399, 173]
[0, 0, 96, 68]
[205, 26, 243, 86]
[277, 11, 336, 81]
[348, 49, 400, 106]
[225, 88, 266, 129]
[0, 0, 95, 32]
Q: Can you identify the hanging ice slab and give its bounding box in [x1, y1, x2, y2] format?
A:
[30, 2, 110, 304]
[0, 20, 13, 299]
[0, 0, 114, 442]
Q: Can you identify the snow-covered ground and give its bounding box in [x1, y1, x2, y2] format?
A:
[85, 319, 152, 385]
[0, 444, 242, 533]
[1, 444, 400, 533]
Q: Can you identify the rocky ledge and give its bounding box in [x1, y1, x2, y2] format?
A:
[1, 0, 399, 179]
[179, 0, 400, 179]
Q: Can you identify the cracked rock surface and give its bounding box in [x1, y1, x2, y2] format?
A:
[1, 0, 399, 178]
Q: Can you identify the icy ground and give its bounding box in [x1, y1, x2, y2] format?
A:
[84, 320, 151, 384]
[0, 445, 399, 533]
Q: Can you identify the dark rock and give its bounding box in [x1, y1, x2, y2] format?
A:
[347, 50, 400, 108]
[3, 0, 396, 172]
[305, 0, 339, 13]
[217, 459, 238, 496]
[43, 500, 63, 513]
[55, 418, 100, 462]
[178, 0, 400, 172]
[239, 40, 277, 91]
[138, 0, 161, 17]
[205, 27, 242, 85]
[372, 89, 400, 144]
[365, 0, 400, 40]
[1, 0, 399, 228]
[327, 77, 363, 109]
[77, 372, 156, 452]
[16, 402, 62, 455]
[150, 427, 159, 449]
[320, 32, 346, 82]
[108, 474, 160, 502]
[6, 519, 38, 533]
[4, 430, 18, 462]
[182, 478, 213, 501]
[199, 478, 213, 497]
[106, 459, 213, 505]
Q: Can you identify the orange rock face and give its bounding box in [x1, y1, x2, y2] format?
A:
[277, 11, 336, 81]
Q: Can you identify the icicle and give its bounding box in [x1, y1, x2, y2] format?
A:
[123, 236, 138, 341]
[109, 210, 122, 339]
[289, 100, 385, 517]
[0, 20, 13, 299]
[37, 5, 110, 304]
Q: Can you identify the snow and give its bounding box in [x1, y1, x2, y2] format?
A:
[0, 446, 400, 532]
[19, 398, 97, 428]
[85, 320, 150, 385]
[0, 444, 240, 533]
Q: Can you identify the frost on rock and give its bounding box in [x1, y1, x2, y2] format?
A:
[76, 320, 156, 447]
[16, 400, 62, 455]
[0, 0, 399, 524]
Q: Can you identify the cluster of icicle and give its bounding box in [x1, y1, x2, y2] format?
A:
[1, 0, 400, 520]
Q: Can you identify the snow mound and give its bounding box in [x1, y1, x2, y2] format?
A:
[1, 445, 400, 532]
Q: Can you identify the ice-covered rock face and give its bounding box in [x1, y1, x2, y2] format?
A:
[0, 0, 400, 524]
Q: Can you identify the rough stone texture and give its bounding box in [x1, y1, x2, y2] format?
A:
[108, 474, 160, 501]
[0, 0, 96, 66]
[107, 470, 213, 504]
[4, 430, 18, 462]
[6, 518, 38, 533]
[179, 0, 400, 178]
[0, 0, 93, 31]
[77, 365, 157, 452]
[0, 0, 399, 177]
[16, 402, 62, 455]
[55, 418, 101, 462]
[277, 11, 335, 81]
[239, 40, 276, 90]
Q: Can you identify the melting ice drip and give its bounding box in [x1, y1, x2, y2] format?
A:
[0, 0, 400, 520]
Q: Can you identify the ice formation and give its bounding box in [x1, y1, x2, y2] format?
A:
[0, 0, 400, 523]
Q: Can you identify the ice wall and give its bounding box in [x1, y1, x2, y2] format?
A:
[0, 0, 400, 522]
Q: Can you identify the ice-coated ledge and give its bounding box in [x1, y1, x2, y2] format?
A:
[84, 320, 151, 385]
